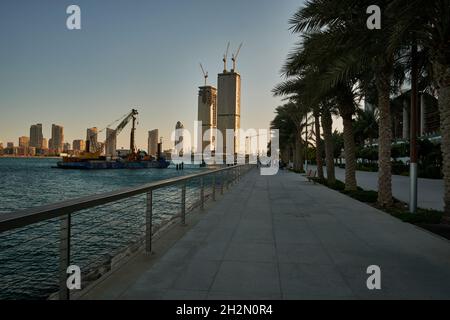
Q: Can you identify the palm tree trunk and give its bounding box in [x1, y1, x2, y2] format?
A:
[436, 63, 450, 222]
[313, 110, 324, 179]
[294, 132, 304, 172]
[377, 69, 394, 207]
[341, 110, 357, 191]
[321, 109, 335, 184]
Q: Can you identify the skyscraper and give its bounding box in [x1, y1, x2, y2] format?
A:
[19, 136, 30, 148]
[50, 124, 64, 153]
[86, 127, 98, 152]
[217, 70, 241, 157]
[29, 124, 43, 148]
[198, 86, 217, 153]
[72, 140, 85, 152]
[148, 129, 159, 157]
[105, 128, 117, 156]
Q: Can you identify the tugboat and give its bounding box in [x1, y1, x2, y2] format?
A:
[56, 109, 170, 170]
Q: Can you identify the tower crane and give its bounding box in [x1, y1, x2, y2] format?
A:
[222, 42, 230, 73]
[199, 63, 208, 86]
[231, 42, 243, 72]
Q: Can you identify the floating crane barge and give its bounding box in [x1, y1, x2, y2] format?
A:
[56, 109, 170, 170]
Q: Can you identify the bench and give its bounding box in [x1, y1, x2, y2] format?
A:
[306, 169, 317, 183]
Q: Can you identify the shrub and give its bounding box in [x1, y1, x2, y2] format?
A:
[342, 190, 378, 203]
[387, 208, 443, 224]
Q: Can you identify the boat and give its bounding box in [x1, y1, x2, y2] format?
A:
[55, 108, 170, 170]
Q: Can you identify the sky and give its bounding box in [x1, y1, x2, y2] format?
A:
[0, 0, 327, 151]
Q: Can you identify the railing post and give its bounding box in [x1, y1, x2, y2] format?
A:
[212, 174, 216, 201]
[181, 182, 186, 225]
[145, 190, 153, 254]
[59, 213, 71, 300]
[200, 177, 205, 210]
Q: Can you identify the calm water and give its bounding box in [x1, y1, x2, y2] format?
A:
[0, 157, 201, 214]
[0, 157, 208, 299]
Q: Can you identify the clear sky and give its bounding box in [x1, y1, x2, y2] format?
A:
[0, 0, 309, 150]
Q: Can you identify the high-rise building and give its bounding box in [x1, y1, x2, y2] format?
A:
[105, 128, 117, 156]
[198, 86, 217, 153]
[50, 124, 64, 153]
[72, 139, 85, 152]
[86, 127, 98, 152]
[147, 129, 159, 157]
[19, 136, 30, 148]
[217, 70, 241, 157]
[29, 124, 43, 148]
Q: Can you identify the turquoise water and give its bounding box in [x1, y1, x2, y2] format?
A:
[0, 157, 209, 299]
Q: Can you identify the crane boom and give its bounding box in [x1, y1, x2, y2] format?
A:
[232, 42, 243, 71]
[223, 42, 230, 72]
[102, 109, 138, 155]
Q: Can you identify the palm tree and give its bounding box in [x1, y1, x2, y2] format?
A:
[321, 102, 336, 184]
[289, 0, 409, 202]
[312, 106, 324, 179]
[277, 29, 360, 190]
[271, 102, 308, 172]
[388, 0, 450, 219]
[354, 108, 379, 146]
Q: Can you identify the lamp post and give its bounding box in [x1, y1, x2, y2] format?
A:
[409, 41, 418, 213]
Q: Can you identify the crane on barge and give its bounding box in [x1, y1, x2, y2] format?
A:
[57, 108, 170, 169]
[64, 108, 139, 162]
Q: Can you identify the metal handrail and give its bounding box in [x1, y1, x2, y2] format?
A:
[0, 164, 248, 233]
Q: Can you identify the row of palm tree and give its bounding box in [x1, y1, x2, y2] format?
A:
[271, 0, 450, 221]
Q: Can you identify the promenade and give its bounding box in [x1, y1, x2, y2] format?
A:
[309, 165, 444, 211]
[83, 169, 450, 300]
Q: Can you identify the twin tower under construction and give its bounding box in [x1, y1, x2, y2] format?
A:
[197, 44, 242, 157]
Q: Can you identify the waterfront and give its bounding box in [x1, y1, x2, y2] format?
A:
[0, 157, 209, 299]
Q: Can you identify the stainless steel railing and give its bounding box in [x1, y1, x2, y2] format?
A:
[0, 164, 254, 300]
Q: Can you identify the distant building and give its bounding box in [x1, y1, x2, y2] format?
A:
[105, 128, 117, 157]
[7, 142, 13, 148]
[19, 136, 30, 148]
[86, 127, 98, 152]
[72, 139, 85, 152]
[391, 91, 440, 140]
[50, 124, 64, 153]
[29, 124, 43, 148]
[148, 129, 159, 157]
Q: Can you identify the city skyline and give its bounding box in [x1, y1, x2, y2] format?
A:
[0, 0, 310, 150]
